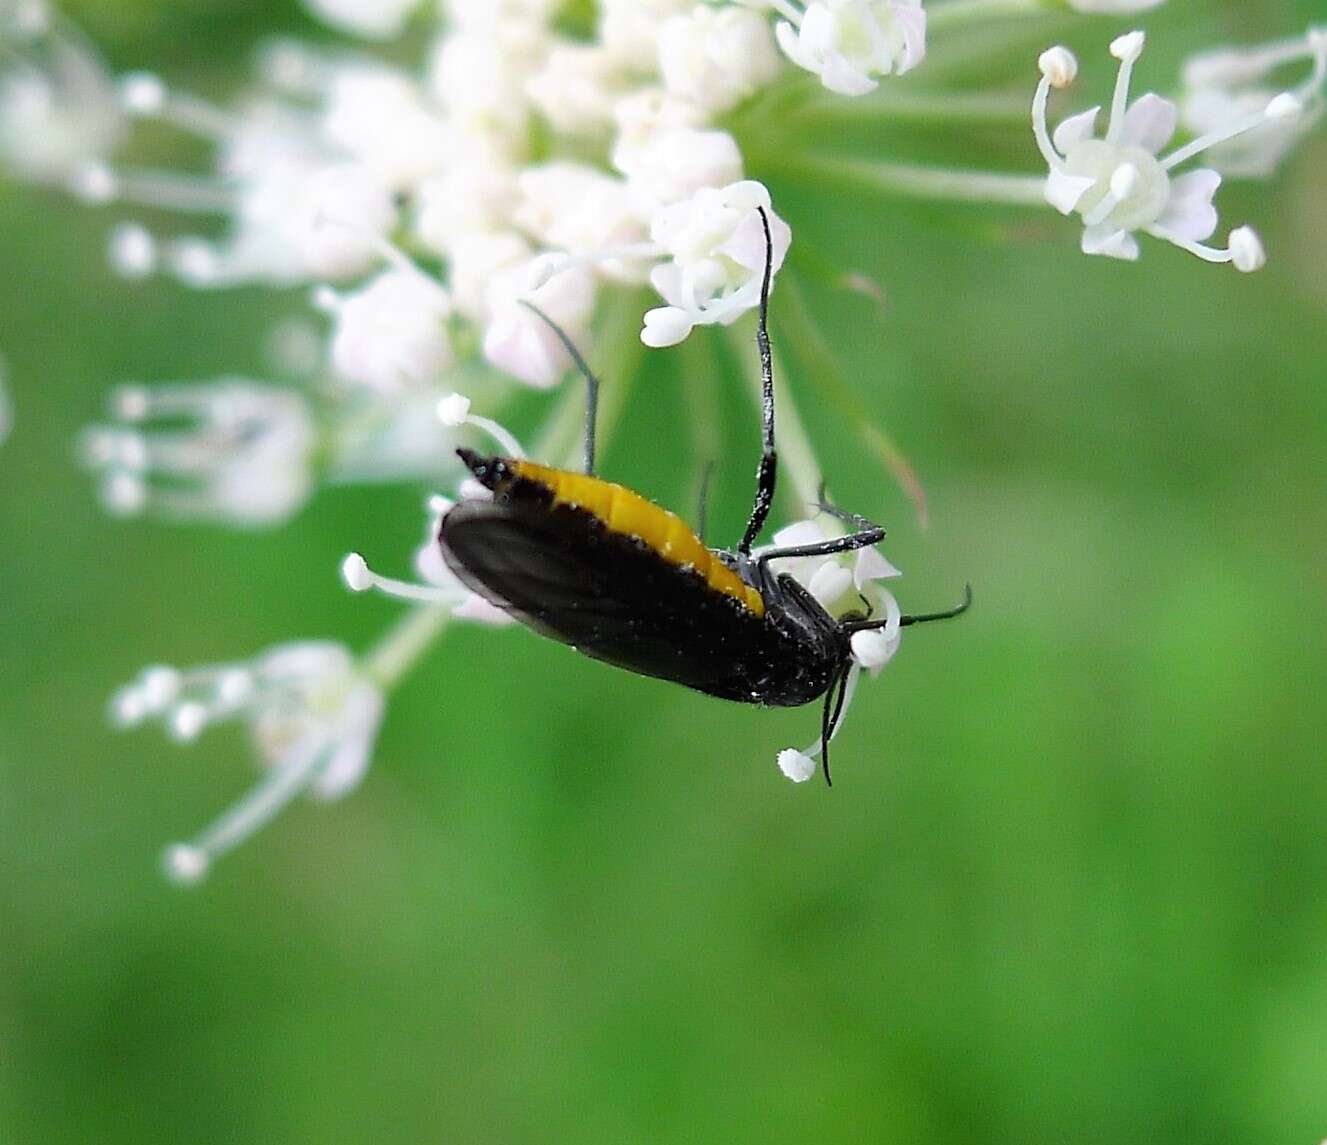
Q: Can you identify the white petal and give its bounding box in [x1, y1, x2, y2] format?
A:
[1080, 224, 1141, 260]
[820, 52, 877, 96]
[1119, 93, 1179, 154]
[640, 306, 693, 348]
[1052, 106, 1101, 153]
[1045, 170, 1096, 215]
[1155, 168, 1221, 242]
[854, 545, 901, 588]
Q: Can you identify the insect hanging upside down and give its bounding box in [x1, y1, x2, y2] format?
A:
[435, 209, 970, 785]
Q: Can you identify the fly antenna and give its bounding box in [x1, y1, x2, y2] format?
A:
[737, 205, 778, 555]
[519, 300, 601, 475]
[900, 583, 972, 627]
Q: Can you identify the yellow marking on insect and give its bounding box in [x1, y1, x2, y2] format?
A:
[515, 461, 765, 618]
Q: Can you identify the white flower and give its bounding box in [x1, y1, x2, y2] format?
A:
[774, 0, 927, 97]
[0, 8, 126, 182]
[514, 162, 651, 283]
[658, 5, 781, 114]
[412, 138, 520, 257]
[79, 381, 317, 526]
[322, 270, 455, 394]
[1032, 33, 1298, 268]
[343, 476, 519, 623]
[113, 642, 385, 884]
[765, 515, 902, 671]
[428, 19, 547, 139]
[642, 180, 791, 347]
[302, 0, 423, 39]
[290, 162, 397, 279]
[615, 124, 746, 210]
[319, 66, 449, 189]
[599, 0, 696, 72]
[526, 40, 630, 135]
[483, 258, 597, 387]
[1180, 26, 1327, 178]
[445, 229, 533, 322]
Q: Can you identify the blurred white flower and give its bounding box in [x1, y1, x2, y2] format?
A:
[113, 642, 385, 884]
[642, 179, 791, 347]
[80, 381, 317, 526]
[428, 18, 547, 140]
[514, 162, 651, 283]
[322, 270, 455, 394]
[445, 229, 533, 322]
[0, 4, 125, 182]
[616, 124, 746, 210]
[773, 0, 926, 96]
[302, 0, 423, 39]
[1180, 26, 1327, 178]
[1033, 33, 1298, 267]
[658, 5, 781, 113]
[526, 40, 629, 135]
[483, 258, 597, 387]
[412, 135, 520, 257]
[319, 66, 450, 189]
[598, 0, 694, 72]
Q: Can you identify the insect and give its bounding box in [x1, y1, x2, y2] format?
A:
[439, 210, 969, 783]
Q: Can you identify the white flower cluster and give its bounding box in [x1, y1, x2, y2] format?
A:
[4, 0, 1324, 879]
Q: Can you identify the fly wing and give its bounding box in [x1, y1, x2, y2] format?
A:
[439, 498, 772, 696]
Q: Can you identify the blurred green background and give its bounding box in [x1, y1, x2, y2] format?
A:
[4, 1, 1327, 1142]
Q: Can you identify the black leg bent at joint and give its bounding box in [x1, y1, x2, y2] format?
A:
[737, 207, 779, 556]
[518, 299, 602, 476]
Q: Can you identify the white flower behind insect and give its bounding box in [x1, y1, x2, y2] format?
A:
[658, 5, 781, 114]
[482, 258, 597, 387]
[115, 642, 386, 884]
[319, 67, 450, 189]
[641, 180, 791, 347]
[773, 0, 927, 97]
[526, 40, 630, 136]
[514, 162, 651, 283]
[614, 124, 745, 211]
[765, 515, 903, 672]
[79, 380, 317, 526]
[1032, 32, 1296, 268]
[321, 269, 454, 394]
[599, 0, 694, 71]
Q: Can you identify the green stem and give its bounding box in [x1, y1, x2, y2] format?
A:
[927, 0, 1045, 35]
[791, 89, 1032, 129]
[780, 273, 930, 528]
[772, 154, 1048, 206]
[363, 602, 452, 691]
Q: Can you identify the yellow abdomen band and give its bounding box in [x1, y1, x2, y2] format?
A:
[514, 462, 765, 617]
